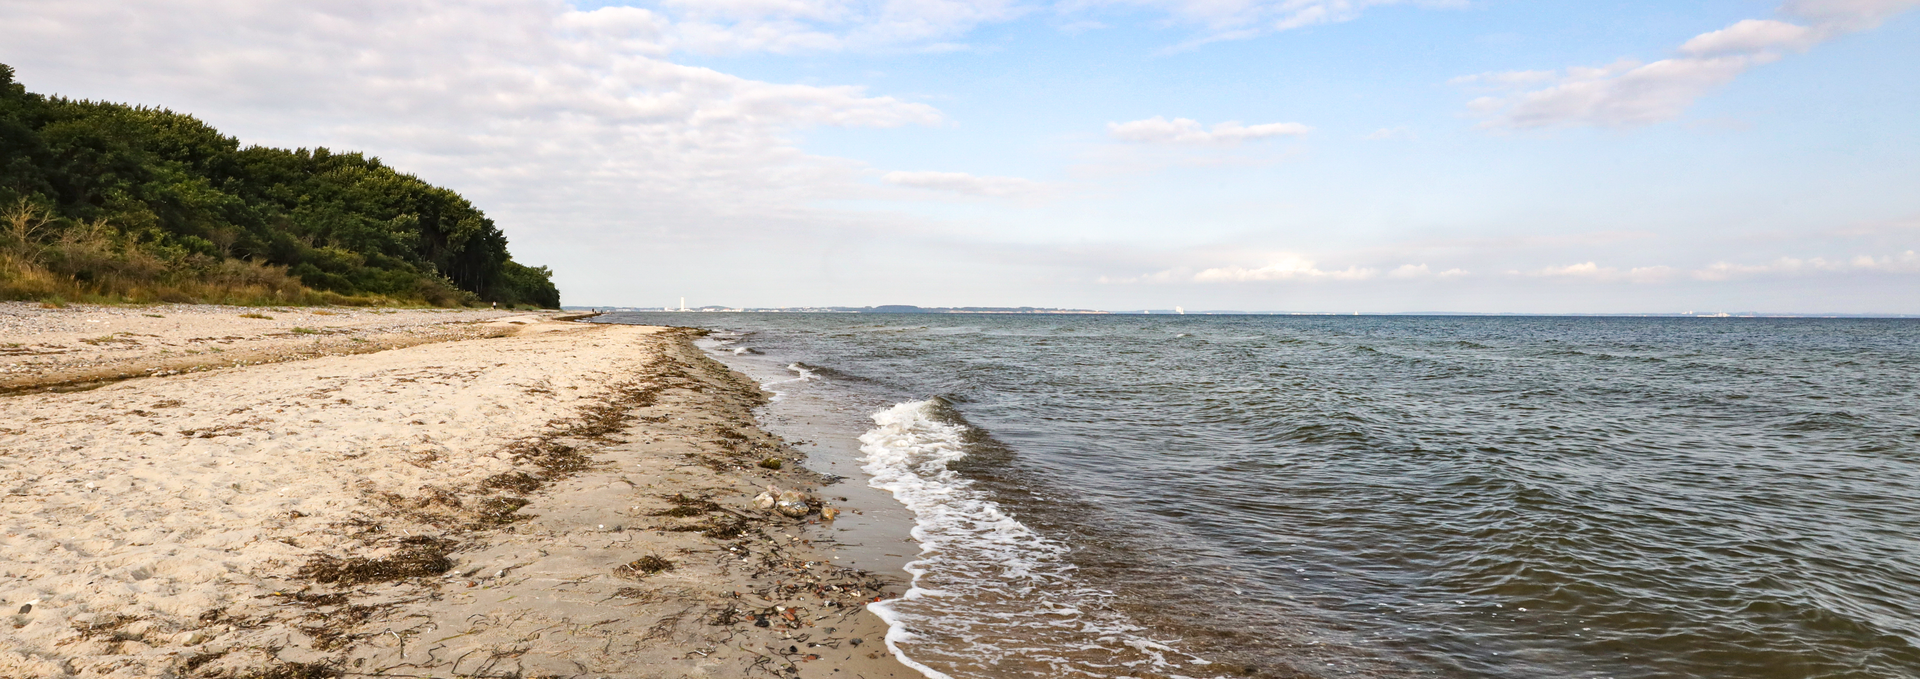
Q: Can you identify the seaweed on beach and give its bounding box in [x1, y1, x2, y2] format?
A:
[481, 470, 542, 494]
[68, 613, 146, 644]
[662, 513, 751, 540]
[471, 495, 531, 526]
[298, 605, 386, 651]
[609, 586, 666, 602]
[275, 591, 347, 607]
[614, 555, 675, 578]
[180, 652, 223, 674]
[505, 438, 590, 476]
[559, 378, 665, 439]
[703, 517, 752, 540]
[652, 493, 721, 517]
[182, 652, 346, 679]
[409, 485, 462, 509]
[228, 662, 345, 679]
[298, 537, 454, 585]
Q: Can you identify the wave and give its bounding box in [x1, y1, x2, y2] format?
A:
[858, 399, 1218, 679]
[755, 362, 818, 402]
[791, 361, 878, 384]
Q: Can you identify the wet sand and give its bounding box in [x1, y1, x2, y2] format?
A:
[0, 305, 914, 678]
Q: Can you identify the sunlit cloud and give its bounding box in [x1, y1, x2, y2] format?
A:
[1499, 251, 1920, 283]
[1108, 116, 1312, 145]
[1521, 262, 1679, 283]
[882, 170, 1047, 197]
[647, 0, 1030, 53]
[1098, 254, 1380, 283]
[0, 0, 946, 254]
[1459, 0, 1920, 128]
[1388, 263, 1467, 278]
[1693, 250, 1920, 280]
[1072, 0, 1467, 49]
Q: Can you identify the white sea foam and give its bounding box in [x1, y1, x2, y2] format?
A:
[756, 362, 817, 402]
[859, 400, 1215, 679]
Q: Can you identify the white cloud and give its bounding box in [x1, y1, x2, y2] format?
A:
[1514, 251, 1920, 282]
[1387, 263, 1466, 278]
[1095, 252, 1387, 284]
[1193, 255, 1376, 281]
[1465, 57, 1760, 129]
[882, 170, 1046, 196]
[626, 0, 1904, 57]
[1784, 0, 1920, 28]
[0, 0, 945, 256]
[1071, 0, 1465, 46]
[1678, 19, 1819, 56]
[1524, 262, 1678, 282]
[1461, 0, 1919, 128]
[1109, 116, 1312, 145]
[1693, 250, 1920, 279]
[537, 0, 1483, 56]
[647, 0, 1030, 53]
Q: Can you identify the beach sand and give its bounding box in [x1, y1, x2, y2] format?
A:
[0, 305, 913, 678]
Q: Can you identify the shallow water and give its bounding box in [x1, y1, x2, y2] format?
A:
[604, 313, 1920, 679]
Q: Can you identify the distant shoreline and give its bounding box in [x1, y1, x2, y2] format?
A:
[570, 306, 1920, 319]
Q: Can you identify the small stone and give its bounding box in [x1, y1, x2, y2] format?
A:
[775, 490, 812, 518]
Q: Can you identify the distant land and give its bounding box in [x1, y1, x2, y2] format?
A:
[569, 304, 1110, 314]
[565, 306, 1920, 318]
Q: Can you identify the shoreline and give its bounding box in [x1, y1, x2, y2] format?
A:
[1, 305, 916, 678]
[685, 332, 921, 581]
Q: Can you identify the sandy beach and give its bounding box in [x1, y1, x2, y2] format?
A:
[0, 304, 912, 678]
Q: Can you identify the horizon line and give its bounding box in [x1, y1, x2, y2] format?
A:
[561, 305, 1920, 319]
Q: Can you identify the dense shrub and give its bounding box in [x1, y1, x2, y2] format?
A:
[0, 63, 559, 307]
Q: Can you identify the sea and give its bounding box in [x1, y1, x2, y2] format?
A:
[594, 313, 1920, 679]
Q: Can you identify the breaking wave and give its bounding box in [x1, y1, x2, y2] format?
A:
[859, 399, 1217, 679]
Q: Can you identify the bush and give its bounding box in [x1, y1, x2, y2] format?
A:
[0, 64, 558, 307]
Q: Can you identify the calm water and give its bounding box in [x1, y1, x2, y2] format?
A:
[601, 313, 1920, 679]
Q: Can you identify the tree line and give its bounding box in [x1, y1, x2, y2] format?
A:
[0, 63, 559, 308]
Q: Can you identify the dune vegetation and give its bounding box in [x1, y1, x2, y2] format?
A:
[0, 63, 559, 308]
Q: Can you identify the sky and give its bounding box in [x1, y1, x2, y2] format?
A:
[2, 0, 1916, 313]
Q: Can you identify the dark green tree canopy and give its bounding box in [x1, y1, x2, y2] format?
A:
[0, 63, 559, 307]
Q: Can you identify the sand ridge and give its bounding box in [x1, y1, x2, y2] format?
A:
[0, 303, 542, 394]
[0, 313, 912, 678]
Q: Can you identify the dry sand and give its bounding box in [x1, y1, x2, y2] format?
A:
[0, 305, 914, 678]
[0, 303, 541, 394]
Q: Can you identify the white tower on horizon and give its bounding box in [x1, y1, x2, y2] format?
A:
[680, 297, 687, 312]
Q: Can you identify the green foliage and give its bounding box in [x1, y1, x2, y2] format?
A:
[0, 63, 560, 307]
